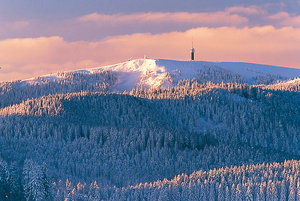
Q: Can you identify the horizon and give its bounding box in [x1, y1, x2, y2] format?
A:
[2, 57, 300, 82]
[12, 58, 300, 86]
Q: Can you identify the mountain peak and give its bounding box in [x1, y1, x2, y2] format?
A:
[22, 58, 300, 93]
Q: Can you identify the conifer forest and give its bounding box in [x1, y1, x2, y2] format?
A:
[0, 66, 299, 200]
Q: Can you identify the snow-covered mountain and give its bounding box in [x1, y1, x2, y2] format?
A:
[23, 58, 300, 92]
[1, 59, 300, 200]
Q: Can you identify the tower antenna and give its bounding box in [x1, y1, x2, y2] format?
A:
[191, 40, 195, 61]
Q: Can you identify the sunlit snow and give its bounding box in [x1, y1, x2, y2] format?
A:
[22, 58, 300, 92]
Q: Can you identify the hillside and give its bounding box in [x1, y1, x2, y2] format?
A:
[0, 59, 299, 200]
[1, 58, 299, 110]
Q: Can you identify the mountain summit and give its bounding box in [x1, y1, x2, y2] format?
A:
[22, 58, 300, 92]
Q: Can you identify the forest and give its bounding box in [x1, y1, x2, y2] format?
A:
[0, 67, 299, 200]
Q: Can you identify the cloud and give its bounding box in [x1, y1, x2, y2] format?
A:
[268, 12, 290, 20]
[1, 25, 300, 82]
[1, 20, 29, 28]
[0, 21, 30, 39]
[0, 37, 105, 81]
[225, 6, 266, 15]
[78, 11, 248, 27]
[1, 5, 298, 42]
[0, 11, 248, 42]
[264, 2, 286, 9]
[269, 12, 300, 27]
[104, 26, 300, 68]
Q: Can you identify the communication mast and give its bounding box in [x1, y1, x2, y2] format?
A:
[191, 42, 195, 61]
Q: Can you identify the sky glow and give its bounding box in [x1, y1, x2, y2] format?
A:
[0, 1, 299, 81]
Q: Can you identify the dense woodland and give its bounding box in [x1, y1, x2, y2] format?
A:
[0, 67, 299, 200]
[0, 70, 116, 108]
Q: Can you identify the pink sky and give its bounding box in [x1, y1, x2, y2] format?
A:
[0, 4, 300, 82]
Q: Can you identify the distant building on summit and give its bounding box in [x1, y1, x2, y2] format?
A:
[191, 43, 195, 61]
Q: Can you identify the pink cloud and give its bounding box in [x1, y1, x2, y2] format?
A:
[1, 26, 300, 82]
[103, 26, 300, 68]
[78, 11, 248, 26]
[269, 12, 300, 27]
[0, 20, 30, 39]
[2, 6, 298, 43]
[264, 2, 286, 9]
[225, 6, 266, 15]
[269, 12, 290, 20]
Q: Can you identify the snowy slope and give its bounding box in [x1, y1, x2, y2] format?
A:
[22, 58, 300, 92]
[156, 59, 300, 83]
